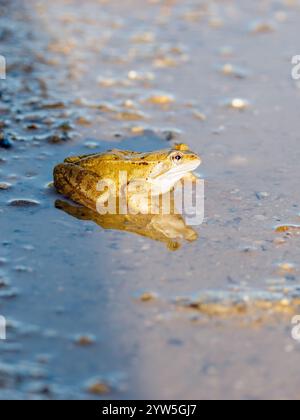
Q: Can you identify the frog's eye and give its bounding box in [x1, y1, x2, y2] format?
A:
[172, 152, 183, 163]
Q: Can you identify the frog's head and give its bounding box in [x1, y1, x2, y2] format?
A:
[146, 144, 201, 193]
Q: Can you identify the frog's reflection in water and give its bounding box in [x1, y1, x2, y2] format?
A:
[55, 199, 198, 251]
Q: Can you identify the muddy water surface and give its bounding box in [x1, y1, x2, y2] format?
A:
[1, 0, 300, 399]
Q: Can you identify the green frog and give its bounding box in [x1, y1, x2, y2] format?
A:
[53, 144, 201, 213]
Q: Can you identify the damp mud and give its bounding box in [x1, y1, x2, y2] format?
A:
[1, 0, 300, 400]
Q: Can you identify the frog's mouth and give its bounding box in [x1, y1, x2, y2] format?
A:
[165, 160, 201, 178]
[150, 159, 201, 194]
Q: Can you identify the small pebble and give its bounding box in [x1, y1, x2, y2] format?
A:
[127, 70, 155, 82]
[224, 98, 250, 110]
[116, 111, 147, 121]
[255, 192, 270, 200]
[76, 116, 92, 126]
[41, 101, 65, 109]
[275, 225, 300, 233]
[220, 63, 248, 79]
[0, 258, 8, 266]
[87, 380, 110, 395]
[14, 265, 33, 273]
[0, 276, 10, 287]
[74, 335, 96, 346]
[0, 183, 12, 190]
[84, 141, 99, 149]
[8, 199, 40, 207]
[162, 128, 183, 141]
[277, 262, 296, 274]
[192, 110, 207, 121]
[250, 20, 275, 34]
[139, 292, 157, 302]
[144, 93, 175, 106]
[130, 125, 147, 135]
[47, 132, 71, 144]
[153, 57, 177, 68]
[131, 31, 155, 43]
[0, 134, 13, 149]
[273, 238, 286, 245]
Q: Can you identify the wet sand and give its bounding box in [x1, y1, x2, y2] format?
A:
[1, 0, 300, 399]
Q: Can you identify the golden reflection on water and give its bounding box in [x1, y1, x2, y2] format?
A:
[55, 199, 198, 251]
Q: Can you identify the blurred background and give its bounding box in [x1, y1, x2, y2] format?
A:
[1, 0, 300, 399]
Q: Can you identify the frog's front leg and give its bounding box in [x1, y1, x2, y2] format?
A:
[53, 163, 109, 211]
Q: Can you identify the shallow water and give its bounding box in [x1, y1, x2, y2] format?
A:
[1, 0, 300, 399]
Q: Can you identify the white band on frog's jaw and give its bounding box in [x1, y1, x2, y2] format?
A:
[149, 158, 201, 181]
[148, 159, 201, 195]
